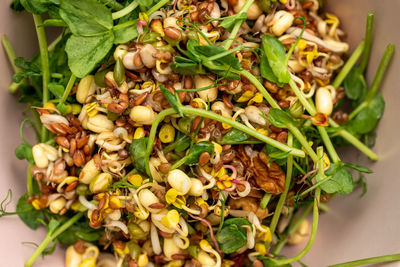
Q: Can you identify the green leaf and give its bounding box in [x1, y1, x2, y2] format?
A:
[65, 32, 114, 78]
[344, 67, 367, 100]
[344, 163, 373, 173]
[113, 20, 139, 44]
[184, 142, 215, 165]
[15, 143, 35, 164]
[317, 164, 354, 194]
[10, 0, 25, 11]
[48, 83, 64, 98]
[346, 93, 385, 134]
[160, 85, 183, 117]
[57, 220, 102, 245]
[59, 0, 113, 36]
[216, 218, 251, 254]
[220, 13, 247, 32]
[13, 57, 42, 83]
[194, 45, 241, 70]
[265, 144, 287, 166]
[261, 35, 290, 84]
[56, 102, 68, 115]
[20, 0, 57, 14]
[266, 108, 296, 128]
[173, 133, 191, 153]
[222, 128, 249, 143]
[129, 138, 148, 174]
[17, 193, 45, 230]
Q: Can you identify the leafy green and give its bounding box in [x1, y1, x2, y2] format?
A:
[10, 0, 25, 11]
[220, 12, 247, 32]
[13, 57, 41, 83]
[222, 128, 249, 143]
[184, 141, 214, 165]
[20, 0, 58, 14]
[260, 50, 282, 86]
[59, 0, 112, 36]
[113, 19, 138, 44]
[160, 85, 183, 117]
[346, 93, 385, 134]
[261, 35, 290, 84]
[344, 67, 367, 101]
[57, 220, 102, 245]
[316, 163, 354, 194]
[129, 137, 148, 174]
[344, 162, 373, 173]
[48, 82, 64, 98]
[15, 143, 35, 164]
[216, 218, 251, 254]
[137, 0, 152, 7]
[266, 144, 287, 166]
[266, 108, 296, 128]
[65, 32, 114, 78]
[17, 193, 46, 230]
[163, 132, 191, 154]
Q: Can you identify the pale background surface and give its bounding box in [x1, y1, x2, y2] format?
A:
[0, 0, 399, 266]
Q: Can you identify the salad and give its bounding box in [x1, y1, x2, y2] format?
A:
[1, 0, 397, 266]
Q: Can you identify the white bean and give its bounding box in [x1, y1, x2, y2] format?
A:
[316, 87, 333, 115]
[188, 178, 204, 197]
[77, 75, 97, 103]
[245, 105, 268, 126]
[271, 11, 294, 36]
[167, 169, 192, 195]
[194, 75, 218, 102]
[129, 106, 157, 125]
[138, 189, 161, 213]
[32, 144, 49, 168]
[87, 114, 115, 133]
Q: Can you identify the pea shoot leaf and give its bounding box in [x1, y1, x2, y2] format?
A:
[160, 85, 184, 117]
[113, 19, 139, 44]
[57, 220, 102, 245]
[184, 141, 214, 165]
[346, 93, 385, 134]
[222, 128, 249, 143]
[13, 57, 41, 83]
[261, 35, 290, 84]
[15, 143, 35, 164]
[266, 108, 297, 128]
[17, 193, 46, 230]
[20, 0, 58, 14]
[65, 32, 114, 78]
[129, 137, 149, 174]
[344, 67, 367, 101]
[344, 162, 373, 173]
[59, 0, 113, 36]
[220, 12, 247, 32]
[316, 163, 354, 194]
[217, 218, 251, 254]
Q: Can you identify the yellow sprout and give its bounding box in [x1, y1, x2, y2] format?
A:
[255, 243, 267, 255]
[165, 188, 186, 209]
[296, 39, 307, 51]
[134, 127, 145, 139]
[248, 93, 263, 105]
[161, 209, 180, 229]
[85, 102, 99, 117]
[236, 91, 255, 102]
[128, 174, 143, 187]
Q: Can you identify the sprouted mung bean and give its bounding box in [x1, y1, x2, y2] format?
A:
[1, 0, 397, 266]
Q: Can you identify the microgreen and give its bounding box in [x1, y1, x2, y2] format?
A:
[216, 218, 252, 254]
[129, 137, 149, 175]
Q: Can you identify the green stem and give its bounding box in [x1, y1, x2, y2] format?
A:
[25, 213, 83, 267]
[273, 203, 313, 254]
[223, 0, 255, 50]
[329, 120, 379, 160]
[146, 107, 306, 179]
[33, 14, 50, 143]
[2, 35, 19, 73]
[274, 188, 320, 265]
[48, 33, 64, 53]
[317, 126, 340, 163]
[269, 133, 294, 235]
[364, 44, 395, 102]
[181, 107, 305, 157]
[287, 124, 318, 163]
[238, 69, 280, 109]
[288, 176, 332, 202]
[2, 35, 24, 93]
[146, 0, 170, 16]
[220, 140, 263, 145]
[359, 12, 374, 73]
[204, 45, 243, 62]
[332, 41, 365, 89]
[100, 0, 123, 10]
[112, 1, 139, 20]
[171, 155, 188, 170]
[60, 74, 76, 103]
[347, 101, 367, 121]
[27, 164, 34, 196]
[260, 193, 272, 209]
[289, 79, 341, 163]
[329, 254, 400, 267]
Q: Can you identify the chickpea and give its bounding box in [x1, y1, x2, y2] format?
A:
[129, 106, 157, 125]
[194, 75, 218, 102]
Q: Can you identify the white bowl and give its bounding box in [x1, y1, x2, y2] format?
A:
[0, 0, 398, 266]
